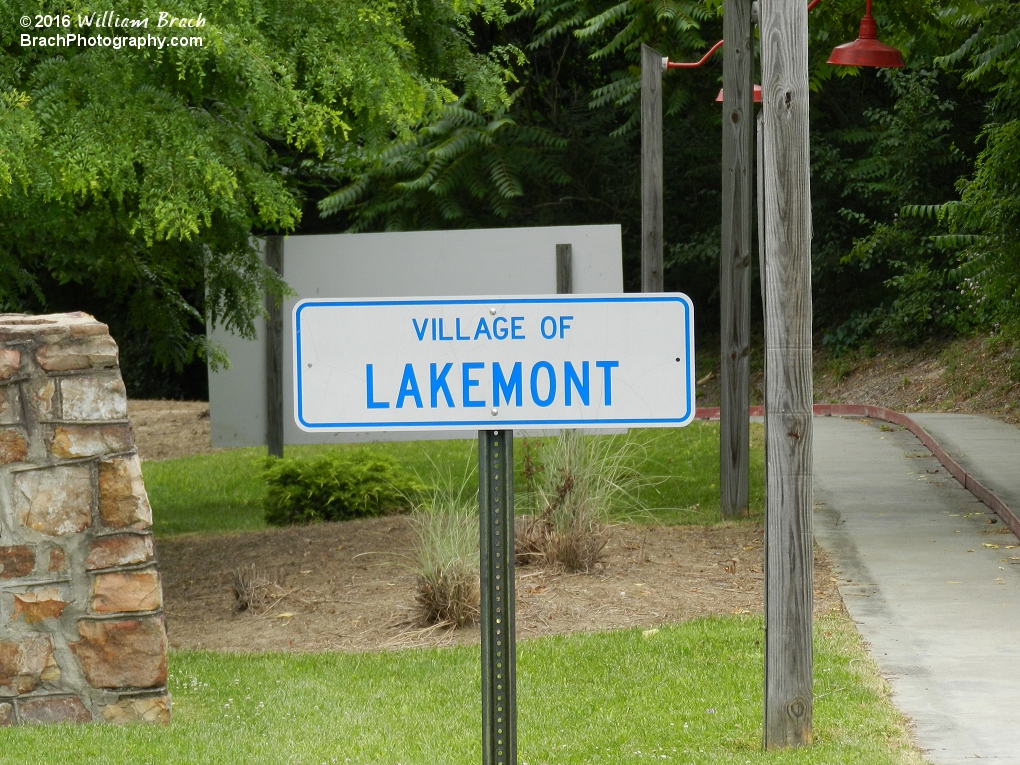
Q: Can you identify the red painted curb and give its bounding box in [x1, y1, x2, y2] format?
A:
[694, 404, 1020, 540]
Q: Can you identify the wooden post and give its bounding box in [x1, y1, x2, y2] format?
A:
[264, 236, 284, 459]
[756, 111, 768, 516]
[641, 44, 664, 293]
[556, 244, 573, 295]
[758, 0, 814, 749]
[757, 112, 766, 309]
[720, 0, 755, 519]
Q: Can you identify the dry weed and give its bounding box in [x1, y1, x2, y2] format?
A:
[412, 568, 480, 628]
[231, 564, 286, 615]
[514, 514, 551, 566]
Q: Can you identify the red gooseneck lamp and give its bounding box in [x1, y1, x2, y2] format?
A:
[826, 0, 904, 68]
[669, 0, 905, 105]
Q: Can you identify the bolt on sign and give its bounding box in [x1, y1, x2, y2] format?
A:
[293, 294, 696, 432]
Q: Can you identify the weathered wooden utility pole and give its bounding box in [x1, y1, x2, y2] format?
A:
[720, 0, 755, 519]
[264, 235, 285, 459]
[641, 44, 664, 293]
[757, 111, 766, 309]
[758, 0, 814, 749]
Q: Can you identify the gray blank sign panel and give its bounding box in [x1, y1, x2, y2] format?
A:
[208, 225, 623, 445]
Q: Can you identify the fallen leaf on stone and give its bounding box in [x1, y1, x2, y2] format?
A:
[984, 544, 1000, 549]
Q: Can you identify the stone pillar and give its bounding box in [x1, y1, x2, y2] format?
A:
[0, 313, 169, 726]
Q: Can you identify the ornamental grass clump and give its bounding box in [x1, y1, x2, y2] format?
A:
[262, 450, 423, 526]
[231, 564, 286, 615]
[517, 430, 646, 572]
[410, 462, 480, 628]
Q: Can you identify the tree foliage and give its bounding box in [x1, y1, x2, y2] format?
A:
[319, 99, 570, 230]
[0, 0, 522, 392]
[9, 0, 1018, 391]
[325, 0, 1020, 356]
[815, 0, 1020, 346]
[937, 0, 1020, 330]
[324, 0, 723, 311]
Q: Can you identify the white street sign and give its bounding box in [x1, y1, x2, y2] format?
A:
[294, 294, 695, 432]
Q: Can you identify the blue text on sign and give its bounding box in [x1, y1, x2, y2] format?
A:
[409, 315, 575, 342]
[365, 360, 619, 409]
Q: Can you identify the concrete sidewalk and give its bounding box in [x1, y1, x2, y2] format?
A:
[910, 413, 1020, 516]
[812, 415, 1020, 765]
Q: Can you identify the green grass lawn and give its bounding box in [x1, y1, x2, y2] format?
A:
[125, 426, 918, 765]
[0, 615, 921, 765]
[143, 423, 766, 537]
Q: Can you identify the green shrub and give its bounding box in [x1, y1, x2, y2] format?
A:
[262, 450, 423, 526]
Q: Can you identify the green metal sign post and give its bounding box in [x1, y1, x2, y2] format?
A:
[479, 429, 516, 765]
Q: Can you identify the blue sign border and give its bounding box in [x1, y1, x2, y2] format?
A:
[294, 295, 694, 430]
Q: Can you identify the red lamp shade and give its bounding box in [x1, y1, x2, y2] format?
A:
[827, 0, 904, 68]
[715, 84, 763, 104]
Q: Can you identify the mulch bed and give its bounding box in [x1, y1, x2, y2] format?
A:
[156, 517, 843, 653]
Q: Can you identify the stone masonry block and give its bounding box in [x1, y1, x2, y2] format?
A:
[71, 618, 168, 689]
[35, 334, 119, 372]
[91, 570, 162, 614]
[60, 375, 128, 421]
[0, 313, 168, 726]
[13, 465, 92, 536]
[0, 349, 20, 380]
[0, 386, 21, 424]
[98, 456, 151, 529]
[0, 315, 76, 344]
[49, 424, 133, 459]
[27, 378, 55, 421]
[19, 696, 91, 724]
[68, 319, 110, 338]
[13, 587, 70, 625]
[0, 547, 35, 578]
[0, 429, 28, 464]
[86, 535, 153, 571]
[0, 636, 56, 694]
[101, 694, 170, 725]
[46, 546, 66, 573]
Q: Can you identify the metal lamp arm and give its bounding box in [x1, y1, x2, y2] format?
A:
[664, 0, 821, 70]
